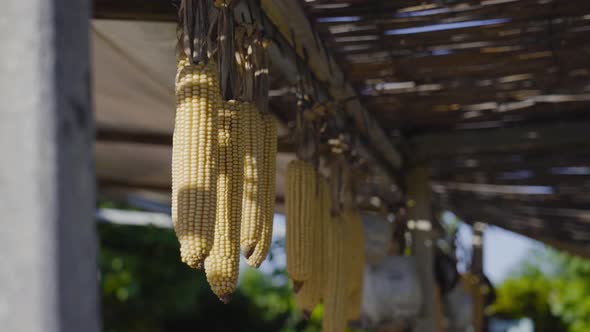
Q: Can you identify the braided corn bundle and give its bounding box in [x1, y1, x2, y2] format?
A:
[285, 160, 316, 287]
[204, 100, 243, 302]
[247, 112, 278, 267]
[239, 102, 264, 259]
[295, 176, 329, 314]
[344, 209, 365, 320]
[172, 59, 219, 269]
[323, 214, 348, 332]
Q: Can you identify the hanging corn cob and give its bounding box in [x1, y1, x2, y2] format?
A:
[285, 159, 315, 288]
[172, 59, 219, 268]
[239, 102, 264, 259]
[234, 25, 277, 267]
[295, 176, 329, 315]
[322, 211, 348, 332]
[247, 112, 277, 267]
[204, 100, 243, 302]
[344, 209, 365, 321]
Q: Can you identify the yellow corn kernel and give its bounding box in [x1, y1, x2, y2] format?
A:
[285, 160, 315, 285]
[204, 100, 244, 302]
[172, 59, 219, 269]
[246, 112, 278, 268]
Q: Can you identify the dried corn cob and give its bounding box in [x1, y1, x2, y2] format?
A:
[295, 176, 329, 314]
[172, 59, 219, 269]
[239, 102, 264, 259]
[285, 160, 315, 287]
[246, 112, 278, 267]
[204, 100, 243, 302]
[323, 213, 347, 332]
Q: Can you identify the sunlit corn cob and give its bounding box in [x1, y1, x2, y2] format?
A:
[172, 59, 219, 269]
[285, 160, 316, 287]
[204, 100, 243, 302]
[239, 102, 264, 259]
[323, 214, 347, 332]
[344, 209, 365, 321]
[246, 112, 278, 267]
[295, 176, 329, 314]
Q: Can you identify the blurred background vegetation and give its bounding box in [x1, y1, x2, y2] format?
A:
[490, 248, 590, 332]
[99, 221, 324, 332]
[97, 202, 590, 332]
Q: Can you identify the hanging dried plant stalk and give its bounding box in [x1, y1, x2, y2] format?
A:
[177, 0, 212, 63]
[253, 32, 270, 114]
[213, 0, 237, 100]
[234, 24, 256, 102]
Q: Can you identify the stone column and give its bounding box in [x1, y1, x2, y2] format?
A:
[0, 0, 99, 331]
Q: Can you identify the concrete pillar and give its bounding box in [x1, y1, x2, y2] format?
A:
[406, 166, 439, 332]
[0, 0, 99, 331]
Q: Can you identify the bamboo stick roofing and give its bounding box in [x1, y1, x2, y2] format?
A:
[92, 0, 590, 258]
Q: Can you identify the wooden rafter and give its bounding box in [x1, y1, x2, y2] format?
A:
[96, 127, 296, 152]
[443, 196, 590, 255]
[410, 120, 590, 162]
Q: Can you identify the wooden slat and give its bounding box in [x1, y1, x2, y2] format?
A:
[348, 47, 587, 81]
[96, 127, 296, 152]
[410, 120, 590, 162]
[447, 202, 590, 259]
[93, 0, 175, 21]
[315, 0, 590, 30]
[441, 194, 590, 243]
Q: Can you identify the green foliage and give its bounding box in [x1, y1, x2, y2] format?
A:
[490, 247, 590, 332]
[97, 222, 330, 332]
[548, 253, 590, 332]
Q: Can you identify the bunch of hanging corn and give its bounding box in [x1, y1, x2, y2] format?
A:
[172, 58, 220, 269]
[294, 176, 330, 315]
[285, 160, 316, 288]
[172, 0, 277, 303]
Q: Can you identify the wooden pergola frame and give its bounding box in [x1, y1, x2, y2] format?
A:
[3, 0, 590, 331]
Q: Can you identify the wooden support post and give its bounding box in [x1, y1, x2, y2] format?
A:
[407, 167, 439, 332]
[0, 0, 99, 331]
[471, 222, 487, 332]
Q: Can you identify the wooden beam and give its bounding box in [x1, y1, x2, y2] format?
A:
[0, 0, 99, 330]
[446, 201, 590, 260]
[441, 192, 590, 227]
[410, 120, 590, 162]
[441, 195, 590, 243]
[433, 151, 590, 180]
[93, 0, 174, 21]
[406, 167, 440, 332]
[96, 127, 296, 152]
[433, 166, 590, 187]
